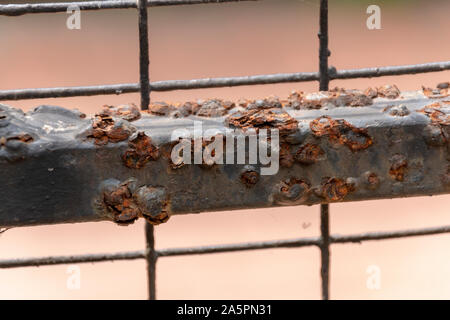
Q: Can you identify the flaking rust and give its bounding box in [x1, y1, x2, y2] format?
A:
[122, 132, 160, 169]
[88, 112, 134, 145]
[226, 108, 298, 136]
[310, 116, 373, 151]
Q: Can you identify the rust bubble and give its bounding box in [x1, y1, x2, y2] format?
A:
[98, 179, 170, 226]
[134, 186, 170, 225]
[317, 177, 355, 202]
[362, 171, 380, 189]
[272, 178, 311, 205]
[384, 104, 410, 117]
[240, 166, 260, 188]
[122, 132, 160, 169]
[101, 179, 139, 226]
[389, 154, 408, 181]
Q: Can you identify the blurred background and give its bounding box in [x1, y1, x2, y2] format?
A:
[0, 0, 449, 299]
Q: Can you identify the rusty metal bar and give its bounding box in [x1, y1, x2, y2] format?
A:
[0, 0, 258, 16]
[0, 90, 448, 227]
[2, 224, 450, 269]
[0, 62, 449, 101]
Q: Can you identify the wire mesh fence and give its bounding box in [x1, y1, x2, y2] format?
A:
[0, 0, 449, 300]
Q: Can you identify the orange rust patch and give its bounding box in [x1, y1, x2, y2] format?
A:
[89, 113, 132, 145]
[310, 116, 373, 151]
[122, 132, 160, 169]
[103, 183, 139, 226]
[295, 143, 324, 165]
[317, 177, 355, 202]
[226, 108, 298, 136]
[389, 154, 408, 181]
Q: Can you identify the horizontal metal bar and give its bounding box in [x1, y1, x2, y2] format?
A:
[0, 62, 449, 101]
[2, 224, 450, 268]
[0, 90, 448, 227]
[0, 0, 258, 16]
[0, 251, 145, 268]
[157, 237, 320, 257]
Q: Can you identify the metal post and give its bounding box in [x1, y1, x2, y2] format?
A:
[138, 0, 150, 110]
[318, 0, 330, 300]
[145, 222, 157, 300]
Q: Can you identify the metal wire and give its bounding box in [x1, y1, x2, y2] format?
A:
[1, 61, 449, 101]
[3, 224, 450, 269]
[0, 0, 258, 16]
[1, 0, 449, 301]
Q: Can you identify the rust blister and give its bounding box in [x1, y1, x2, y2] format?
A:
[316, 177, 355, 202]
[271, 177, 311, 205]
[384, 104, 410, 117]
[240, 165, 260, 188]
[310, 116, 373, 151]
[362, 171, 380, 190]
[389, 154, 408, 181]
[122, 132, 160, 169]
[97, 179, 170, 226]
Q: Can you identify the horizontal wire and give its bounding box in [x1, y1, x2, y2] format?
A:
[0, 0, 258, 16]
[1, 61, 449, 101]
[2, 224, 450, 268]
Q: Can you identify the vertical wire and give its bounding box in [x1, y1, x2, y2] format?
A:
[318, 0, 330, 300]
[145, 222, 157, 300]
[138, 0, 150, 110]
[138, 0, 156, 300]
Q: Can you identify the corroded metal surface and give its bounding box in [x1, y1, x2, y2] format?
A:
[0, 88, 448, 227]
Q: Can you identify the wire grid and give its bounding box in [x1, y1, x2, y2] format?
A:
[1, 0, 450, 300]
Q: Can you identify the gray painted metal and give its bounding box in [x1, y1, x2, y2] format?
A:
[0, 91, 448, 227]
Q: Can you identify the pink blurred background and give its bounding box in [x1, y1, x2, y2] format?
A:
[0, 0, 449, 299]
